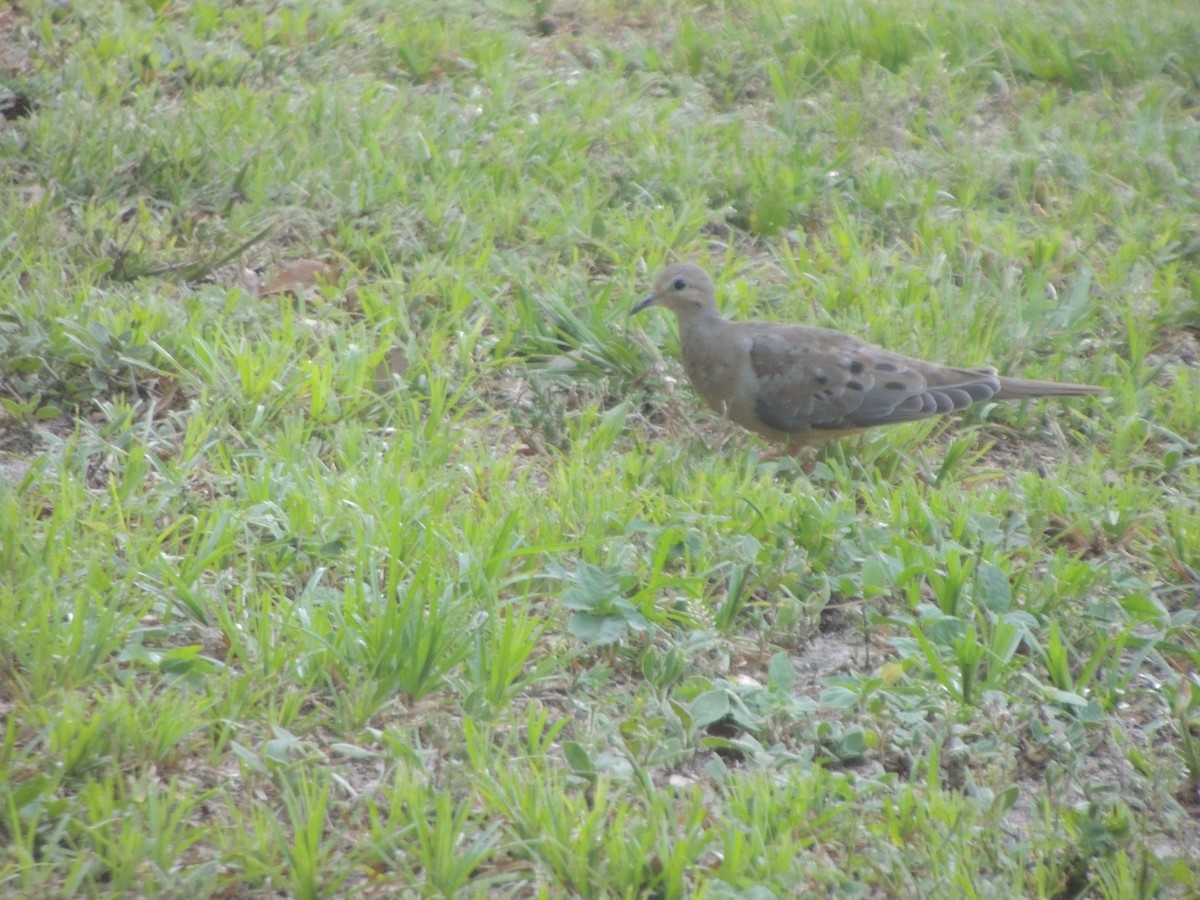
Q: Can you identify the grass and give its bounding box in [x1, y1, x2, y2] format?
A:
[1, 0, 1199, 895]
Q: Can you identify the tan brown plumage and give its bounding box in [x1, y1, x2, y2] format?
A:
[634, 263, 1101, 451]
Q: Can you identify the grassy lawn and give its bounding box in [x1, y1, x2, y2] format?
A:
[2, 0, 1199, 895]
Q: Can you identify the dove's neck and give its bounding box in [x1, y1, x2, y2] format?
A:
[676, 307, 727, 345]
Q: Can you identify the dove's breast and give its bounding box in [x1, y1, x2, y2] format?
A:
[677, 320, 791, 440]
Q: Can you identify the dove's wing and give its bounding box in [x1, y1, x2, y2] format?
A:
[746, 327, 1003, 434]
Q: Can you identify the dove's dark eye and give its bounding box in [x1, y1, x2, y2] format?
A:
[671, 277, 688, 291]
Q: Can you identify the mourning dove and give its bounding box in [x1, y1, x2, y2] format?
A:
[634, 263, 1101, 451]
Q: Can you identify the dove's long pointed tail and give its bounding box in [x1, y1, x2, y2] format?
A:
[995, 376, 1103, 400]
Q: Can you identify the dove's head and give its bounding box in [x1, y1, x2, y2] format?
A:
[633, 264, 719, 317]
